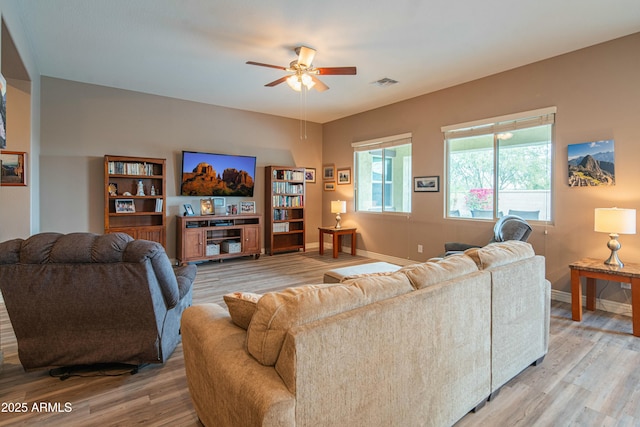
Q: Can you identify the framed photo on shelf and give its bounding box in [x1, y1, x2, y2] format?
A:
[414, 176, 439, 192]
[200, 198, 214, 215]
[0, 151, 26, 186]
[183, 204, 195, 216]
[305, 168, 316, 183]
[324, 182, 336, 191]
[115, 199, 135, 213]
[323, 164, 335, 181]
[240, 201, 256, 214]
[227, 204, 238, 215]
[337, 168, 351, 185]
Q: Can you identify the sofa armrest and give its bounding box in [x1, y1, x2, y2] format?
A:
[182, 304, 295, 427]
[173, 264, 196, 299]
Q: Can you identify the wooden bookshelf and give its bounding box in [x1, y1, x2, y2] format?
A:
[265, 166, 306, 255]
[104, 155, 166, 247]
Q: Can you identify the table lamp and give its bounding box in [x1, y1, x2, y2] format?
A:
[594, 207, 636, 268]
[331, 200, 347, 229]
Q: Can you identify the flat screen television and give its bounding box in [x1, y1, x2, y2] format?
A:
[180, 151, 256, 197]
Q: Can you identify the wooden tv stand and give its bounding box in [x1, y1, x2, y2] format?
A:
[176, 214, 262, 265]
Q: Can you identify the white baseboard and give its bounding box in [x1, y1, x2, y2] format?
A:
[551, 289, 632, 317]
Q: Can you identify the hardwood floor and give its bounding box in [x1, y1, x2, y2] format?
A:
[1, 251, 639, 426]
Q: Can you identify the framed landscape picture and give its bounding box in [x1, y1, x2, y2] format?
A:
[414, 176, 439, 192]
[0, 151, 26, 186]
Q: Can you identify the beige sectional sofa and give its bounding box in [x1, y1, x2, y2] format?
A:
[181, 241, 550, 427]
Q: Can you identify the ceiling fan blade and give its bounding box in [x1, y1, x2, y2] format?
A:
[317, 66, 357, 75]
[246, 61, 287, 71]
[309, 75, 329, 92]
[265, 76, 289, 87]
[296, 46, 316, 68]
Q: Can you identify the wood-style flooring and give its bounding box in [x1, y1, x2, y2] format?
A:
[1, 251, 639, 426]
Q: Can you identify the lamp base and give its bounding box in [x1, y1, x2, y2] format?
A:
[335, 213, 342, 229]
[604, 233, 623, 268]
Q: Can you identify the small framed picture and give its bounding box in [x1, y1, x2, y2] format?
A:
[305, 168, 316, 183]
[337, 168, 351, 185]
[183, 204, 195, 216]
[0, 151, 27, 186]
[240, 201, 255, 214]
[414, 176, 439, 192]
[324, 182, 336, 191]
[200, 198, 214, 215]
[115, 199, 135, 213]
[227, 204, 238, 215]
[323, 164, 335, 181]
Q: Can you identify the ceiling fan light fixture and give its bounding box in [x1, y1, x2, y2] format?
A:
[286, 75, 302, 91]
[301, 73, 315, 90]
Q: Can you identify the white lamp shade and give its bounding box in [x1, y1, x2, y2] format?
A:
[331, 200, 347, 214]
[594, 208, 636, 234]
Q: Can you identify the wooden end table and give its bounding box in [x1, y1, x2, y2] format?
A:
[318, 227, 357, 258]
[569, 257, 640, 337]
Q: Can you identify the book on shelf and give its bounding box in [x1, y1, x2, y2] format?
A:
[108, 161, 156, 176]
[274, 169, 305, 181]
[155, 199, 163, 212]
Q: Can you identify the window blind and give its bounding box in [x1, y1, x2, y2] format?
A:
[441, 107, 556, 139]
[351, 132, 412, 152]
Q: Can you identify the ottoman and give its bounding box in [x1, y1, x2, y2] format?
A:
[323, 262, 401, 283]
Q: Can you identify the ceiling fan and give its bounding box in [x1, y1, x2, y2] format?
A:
[246, 46, 356, 92]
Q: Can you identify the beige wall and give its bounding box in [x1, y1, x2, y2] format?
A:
[323, 33, 640, 301]
[39, 77, 323, 259]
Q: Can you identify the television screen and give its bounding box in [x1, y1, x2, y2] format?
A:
[181, 151, 256, 197]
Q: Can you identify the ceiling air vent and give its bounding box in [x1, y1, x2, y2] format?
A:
[371, 77, 399, 87]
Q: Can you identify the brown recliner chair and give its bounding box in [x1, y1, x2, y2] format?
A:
[444, 215, 533, 256]
[0, 232, 197, 371]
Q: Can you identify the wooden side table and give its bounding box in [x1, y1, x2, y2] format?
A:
[318, 227, 357, 258]
[569, 257, 640, 337]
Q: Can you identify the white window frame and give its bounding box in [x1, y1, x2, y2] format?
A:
[352, 133, 412, 214]
[442, 107, 556, 222]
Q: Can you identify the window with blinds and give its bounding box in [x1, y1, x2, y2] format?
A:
[443, 107, 555, 222]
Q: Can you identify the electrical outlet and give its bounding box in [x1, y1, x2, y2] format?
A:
[621, 283, 631, 290]
[417, 244, 423, 253]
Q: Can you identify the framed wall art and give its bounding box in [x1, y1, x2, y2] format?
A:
[324, 182, 336, 191]
[305, 168, 316, 183]
[323, 164, 335, 181]
[337, 168, 351, 185]
[414, 176, 439, 192]
[0, 151, 26, 186]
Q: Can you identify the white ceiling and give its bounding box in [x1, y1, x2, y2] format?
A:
[12, 0, 640, 123]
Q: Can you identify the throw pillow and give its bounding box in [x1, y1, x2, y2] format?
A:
[223, 292, 262, 330]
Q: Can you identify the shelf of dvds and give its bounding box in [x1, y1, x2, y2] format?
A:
[104, 155, 166, 247]
[265, 166, 306, 255]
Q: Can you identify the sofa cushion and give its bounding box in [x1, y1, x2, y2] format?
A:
[398, 254, 479, 290]
[247, 273, 412, 366]
[465, 240, 535, 269]
[224, 292, 262, 329]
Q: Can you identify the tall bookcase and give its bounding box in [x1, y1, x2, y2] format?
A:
[265, 166, 306, 255]
[104, 155, 166, 247]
